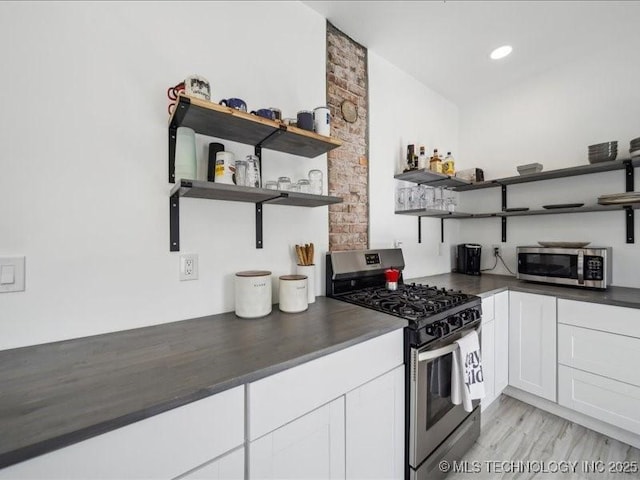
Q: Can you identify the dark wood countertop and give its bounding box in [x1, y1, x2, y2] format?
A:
[408, 273, 640, 309]
[0, 298, 405, 469]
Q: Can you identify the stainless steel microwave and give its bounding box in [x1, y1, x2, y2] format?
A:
[516, 247, 612, 289]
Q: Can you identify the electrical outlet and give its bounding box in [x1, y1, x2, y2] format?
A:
[180, 254, 199, 281]
[492, 245, 501, 257]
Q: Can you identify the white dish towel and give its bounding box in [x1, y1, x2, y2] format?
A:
[451, 330, 485, 412]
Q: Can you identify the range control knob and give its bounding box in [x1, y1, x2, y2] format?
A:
[447, 315, 463, 328]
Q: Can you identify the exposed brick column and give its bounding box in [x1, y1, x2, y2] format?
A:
[326, 22, 369, 251]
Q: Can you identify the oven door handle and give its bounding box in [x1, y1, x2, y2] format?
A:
[417, 343, 458, 362]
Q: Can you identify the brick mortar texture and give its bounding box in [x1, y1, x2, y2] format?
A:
[327, 22, 369, 252]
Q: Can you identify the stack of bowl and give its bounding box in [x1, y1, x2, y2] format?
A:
[630, 137, 640, 158]
[588, 141, 617, 164]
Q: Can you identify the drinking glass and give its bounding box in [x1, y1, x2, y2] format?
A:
[234, 160, 247, 187]
[297, 179, 311, 193]
[434, 187, 445, 210]
[396, 187, 409, 211]
[308, 169, 323, 195]
[277, 176, 292, 191]
[265, 180, 278, 190]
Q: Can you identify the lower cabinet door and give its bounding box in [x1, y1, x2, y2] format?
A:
[249, 397, 345, 480]
[558, 365, 640, 435]
[181, 448, 244, 480]
[481, 319, 496, 410]
[345, 366, 404, 480]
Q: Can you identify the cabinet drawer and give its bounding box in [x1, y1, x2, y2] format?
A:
[481, 296, 494, 325]
[558, 299, 640, 338]
[559, 365, 640, 435]
[0, 387, 244, 479]
[558, 324, 640, 387]
[248, 328, 403, 441]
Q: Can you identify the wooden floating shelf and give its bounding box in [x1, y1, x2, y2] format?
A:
[171, 180, 343, 208]
[169, 94, 342, 159]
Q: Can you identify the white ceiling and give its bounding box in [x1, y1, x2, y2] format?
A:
[304, 1, 640, 104]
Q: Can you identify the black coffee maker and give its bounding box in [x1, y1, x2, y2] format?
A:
[457, 244, 482, 276]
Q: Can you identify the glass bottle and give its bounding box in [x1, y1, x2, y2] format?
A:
[443, 152, 455, 176]
[418, 146, 427, 169]
[429, 149, 443, 174]
[245, 155, 261, 188]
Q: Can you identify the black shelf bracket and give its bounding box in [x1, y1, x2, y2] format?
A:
[170, 193, 180, 252]
[501, 184, 507, 242]
[256, 202, 264, 249]
[625, 159, 634, 192]
[626, 206, 635, 244]
[418, 217, 422, 243]
[441, 218, 444, 243]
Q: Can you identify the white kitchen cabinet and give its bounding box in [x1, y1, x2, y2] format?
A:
[558, 365, 640, 435]
[480, 291, 509, 410]
[346, 366, 404, 480]
[0, 386, 245, 480]
[558, 324, 640, 387]
[494, 291, 509, 394]
[481, 317, 496, 409]
[249, 398, 345, 480]
[180, 448, 244, 480]
[248, 329, 403, 441]
[508, 292, 557, 402]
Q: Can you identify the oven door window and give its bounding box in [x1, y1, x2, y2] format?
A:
[426, 352, 455, 428]
[518, 253, 578, 279]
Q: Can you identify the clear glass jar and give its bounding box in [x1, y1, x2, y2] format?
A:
[245, 155, 261, 188]
[297, 179, 311, 193]
[308, 169, 323, 195]
[234, 160, 247, 186]
[265, 180, 278, 190]
[277, 176, 292, 191]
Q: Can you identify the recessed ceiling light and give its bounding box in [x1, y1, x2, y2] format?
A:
[490, 45, 513, 60]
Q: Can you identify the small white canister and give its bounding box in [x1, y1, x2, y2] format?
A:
[296, 264, 316, 304]
[313, 106, 331, 136]
[279, 275, 308, 313]
[235, 271, 272, 319]
[215, 151, 235, 185]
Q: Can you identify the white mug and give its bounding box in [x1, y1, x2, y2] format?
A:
[313, 106, 331, 136]
[184, 74, 211, 101]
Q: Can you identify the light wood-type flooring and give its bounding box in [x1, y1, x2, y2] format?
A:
[447, 395, 640, 480]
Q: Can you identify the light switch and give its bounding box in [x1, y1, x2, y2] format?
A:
[0, 265, 15, 285]
[0, 256, 25, 293]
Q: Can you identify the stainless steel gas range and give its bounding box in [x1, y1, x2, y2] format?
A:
[326, 248, 483, 480]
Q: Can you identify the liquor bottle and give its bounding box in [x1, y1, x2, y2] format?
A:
[443, 152, 455, 175]
[429, 149, 443, 174]
[418, 146, 427, 169]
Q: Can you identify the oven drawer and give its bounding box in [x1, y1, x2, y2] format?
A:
[558, 324, 640, 387]
[559, 365, 640, 435]
[247, 328, 403, 441]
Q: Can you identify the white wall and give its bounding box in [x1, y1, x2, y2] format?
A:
[458, 43, 640, 287]
[0, 1, 328, 349]
[368, 51, 460, 280]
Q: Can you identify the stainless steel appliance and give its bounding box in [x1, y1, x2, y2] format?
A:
[517, 246, 612, 289]
[456, 244, 482, 276]
[326, 249, 482, 480]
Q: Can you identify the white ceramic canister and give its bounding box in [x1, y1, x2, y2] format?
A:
[235, 271, 272, 318]
[295, 264, 315, 304]
[279, 275, 308, 313]
[313, 106, 331, 136]
[215, 151, 235, 185]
